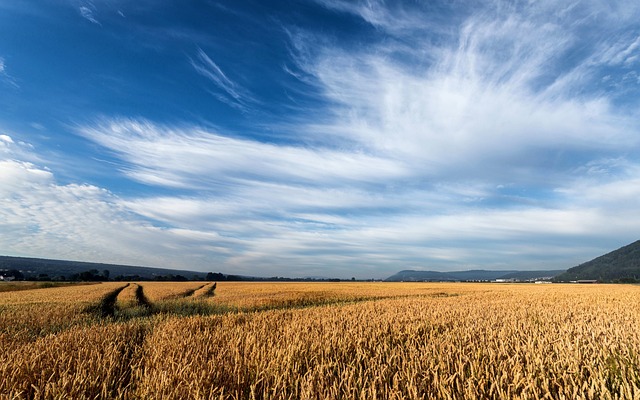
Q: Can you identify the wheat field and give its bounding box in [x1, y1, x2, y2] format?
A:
[1, 281, 639, 399]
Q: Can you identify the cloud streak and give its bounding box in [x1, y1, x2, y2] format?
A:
[78, 118, 407, 189]
[0, 57, 19, 88]
[191, 48, 258, 111]
[290, 0, 640, 186]
[78, 1, 100, 25]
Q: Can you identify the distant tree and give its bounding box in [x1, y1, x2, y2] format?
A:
[73, 269, 109, 281]
[206, 272, 226, 281]
[79, 270, 96, 281]
[5, 269, 24, 280]
[102, 269, 110, 280]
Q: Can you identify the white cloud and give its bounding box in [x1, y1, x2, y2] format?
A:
[0, 141, 243, 271]
[290, 0, 640, 187]
[0, 57, 18, 88]
[192, 49, 240, 99]
[4, 125, 640, 277]
[312, 0, 447, 36]
[0, 134, 40, 163]
[0, 134, 14, 145]
[600, 35, 640, 67]
[78, 1, 100, 25]
[78, 118, 408, 189]
[0, 160, 53, 195]
[191, 48, 257, 111]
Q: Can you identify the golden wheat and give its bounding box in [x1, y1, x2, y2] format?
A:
[0, 321, 147, 399]
[0, 282, 126, 345]
[116, 282, 141, 308]
[1, 282, 639, 399]
[208, 281, 455, 311]
[137, 281, 209, 302]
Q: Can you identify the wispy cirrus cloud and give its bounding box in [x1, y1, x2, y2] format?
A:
[0, 57, 19, 88]
[69, 111, 640, 276]
[78, 118, 407, 189]
[312, 0, 446, 36]
[290, 0, 640, 185]
[597, 35, 640, 67]
[191, 48, 258, 111]
[78, 0, 100, 25]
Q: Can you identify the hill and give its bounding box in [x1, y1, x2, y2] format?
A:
[554, 240, 640, 282]
[385, 270, 455, 282]
[385, 269, 564, 282]
[0, 256, 343, 282]
[0, 256, 209, 281]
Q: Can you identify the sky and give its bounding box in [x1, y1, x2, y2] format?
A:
[1, 0, 640, 279]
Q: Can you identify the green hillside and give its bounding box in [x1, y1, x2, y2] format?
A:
[554, 240, 640, 282]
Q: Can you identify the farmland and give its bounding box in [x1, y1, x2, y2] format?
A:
[1, 282, 639, 399]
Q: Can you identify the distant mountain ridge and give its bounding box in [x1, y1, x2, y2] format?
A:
[0, 255, 208, 280]
[385, 269, 564, 282]
[0, 255, 340, 282]
[554, 240, 640, 282]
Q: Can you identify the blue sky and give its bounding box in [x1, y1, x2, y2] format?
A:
[1, 0, 640, 279]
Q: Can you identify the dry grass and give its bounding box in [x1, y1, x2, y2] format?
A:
[1, 282, 640, 399]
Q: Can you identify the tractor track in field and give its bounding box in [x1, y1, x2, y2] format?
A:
[86, 283, 130, 318]
[192, 282, 217, 298]
[88, 283, 456, 321]
[165, 283, 208, 300]
[134, 283, 152, 308]
[87, 283, 155, 319]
